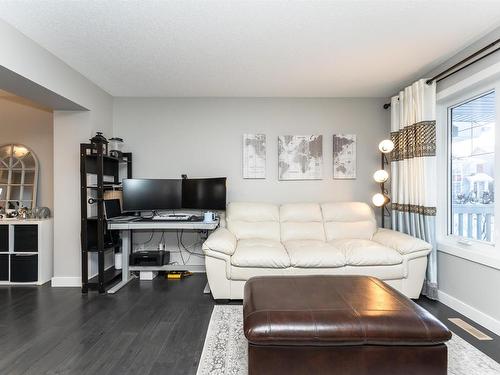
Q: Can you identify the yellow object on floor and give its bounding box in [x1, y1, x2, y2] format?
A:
[166, 271, 193, 279]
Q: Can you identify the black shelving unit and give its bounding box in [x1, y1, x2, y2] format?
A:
[80, 137, 132, 293]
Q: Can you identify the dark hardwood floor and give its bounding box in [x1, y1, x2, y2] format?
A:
[0, 274, 214, 375]
[416, 296, 500, 363]
[0, 274, 498, 375]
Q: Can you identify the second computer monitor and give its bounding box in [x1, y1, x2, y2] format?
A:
[122, 179, 182, 211]
[182, 177, 227, 210]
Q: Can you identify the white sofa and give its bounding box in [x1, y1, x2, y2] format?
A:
[202, 202, 431, 300]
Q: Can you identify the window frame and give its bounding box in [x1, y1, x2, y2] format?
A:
[437, 73, 500, 269]
[447, 89, 495, 243]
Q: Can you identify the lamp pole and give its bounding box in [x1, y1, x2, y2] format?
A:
[374, 139, 393, 229]
[381, 153, 385, 228]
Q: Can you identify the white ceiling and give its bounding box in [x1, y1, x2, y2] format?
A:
[1, 0, 500, 98]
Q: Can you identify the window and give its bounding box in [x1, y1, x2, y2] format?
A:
[0, 144, 38, 211]
[449, 91, 495, 243]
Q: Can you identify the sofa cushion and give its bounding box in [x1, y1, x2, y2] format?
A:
[280, 203, 323, 222]
[321, 202, 377, 241]
[228, 221, 281, 241]
[281, 222, 326, 242]
[280, 203, 326, 241]
[202, 228, 237, 255]
[231, 239, 290, 268]
[372, 228, 432, 255]
[284, 240, 345, 268]
[227, 202, 280, 241]
[227, 202, 280, 222]
[330, 239, 403, 266]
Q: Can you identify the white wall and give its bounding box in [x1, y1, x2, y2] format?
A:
[0, 19, 114, 286]
[0, 94, 53, 209]
[113, 98, 389, 204]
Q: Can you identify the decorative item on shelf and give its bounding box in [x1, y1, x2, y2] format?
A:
[33, 207, 51, 219]
[108, 137, 124, 158]
[372, 139, 394, 228]
[17, 207, 29, 220]
[104, 189, 123, 209]
[90, 132, 108, 155]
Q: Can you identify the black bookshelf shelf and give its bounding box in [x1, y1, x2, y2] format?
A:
[80, 140, 132, 294]
[87, 266, 122, 290]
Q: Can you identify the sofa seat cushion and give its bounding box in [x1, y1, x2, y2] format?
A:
[330, 239, 403, 266]
[284, 240, 345, 268]
[231, 239, 290, 268]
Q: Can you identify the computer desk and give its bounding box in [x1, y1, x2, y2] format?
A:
[107, 218, 219, 294]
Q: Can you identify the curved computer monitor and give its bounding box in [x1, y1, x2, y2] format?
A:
[182, 177, 227, 210]
[122, 179, 182, 212]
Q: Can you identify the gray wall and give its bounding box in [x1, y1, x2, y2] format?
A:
[0, 93, 53, 209]
[438, 252, 500, 321]
[113, 98, 389, 205]
[113, 97, 390, 269]
[0, 19, 115, 286]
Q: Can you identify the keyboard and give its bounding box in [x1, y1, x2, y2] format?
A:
[152, 215, 191, 221]
[109, 216, 139, 222]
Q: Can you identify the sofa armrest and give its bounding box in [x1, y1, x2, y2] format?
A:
[203, 228, 237, 256]
[372, 228, 431, 255]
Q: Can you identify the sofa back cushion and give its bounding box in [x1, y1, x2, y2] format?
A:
[321, 202, 376, 240]
[227, 202, 280, 241]
[280, 203, 326, 241]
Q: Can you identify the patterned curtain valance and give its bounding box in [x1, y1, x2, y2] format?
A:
[390, 203, 437, 217]
[390, 120, 436, 161]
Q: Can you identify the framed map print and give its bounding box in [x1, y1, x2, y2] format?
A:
[243, 134, 266, 179]
[278, 135, 323, 180]
[333, 134, 356, 179]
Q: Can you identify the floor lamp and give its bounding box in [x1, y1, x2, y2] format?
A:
[372, 139, 394, 228]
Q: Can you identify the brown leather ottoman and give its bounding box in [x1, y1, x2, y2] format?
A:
[243, 275, 451, 375]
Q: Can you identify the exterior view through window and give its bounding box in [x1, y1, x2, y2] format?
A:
[450, 91, 495, 243]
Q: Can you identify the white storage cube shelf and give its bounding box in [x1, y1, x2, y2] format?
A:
[0, 219, 53, 285]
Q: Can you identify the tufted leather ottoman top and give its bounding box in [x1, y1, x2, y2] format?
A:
[243, 275, 451, 347]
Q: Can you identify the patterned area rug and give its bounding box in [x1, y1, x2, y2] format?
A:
[196, 305, 500, 375]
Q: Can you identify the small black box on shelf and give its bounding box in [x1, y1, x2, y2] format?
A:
[130, 251, 170, 266]
[0, 254, 8, 281]
[0, 225, 8, 252]
[14, 225, 38, 252]
[11, 254, 38, 282]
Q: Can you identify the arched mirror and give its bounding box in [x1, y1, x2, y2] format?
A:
[0, 144, 39, 211]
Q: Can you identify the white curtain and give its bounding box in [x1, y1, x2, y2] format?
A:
[390, 78, 438, 299]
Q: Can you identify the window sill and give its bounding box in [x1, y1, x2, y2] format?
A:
[437, 238, 500, 271]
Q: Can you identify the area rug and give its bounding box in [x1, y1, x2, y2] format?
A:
[196, 305, 500, 375]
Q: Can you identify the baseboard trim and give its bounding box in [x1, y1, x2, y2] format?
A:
[438, 290, 500, 336]
[51, 276, 80, 287]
